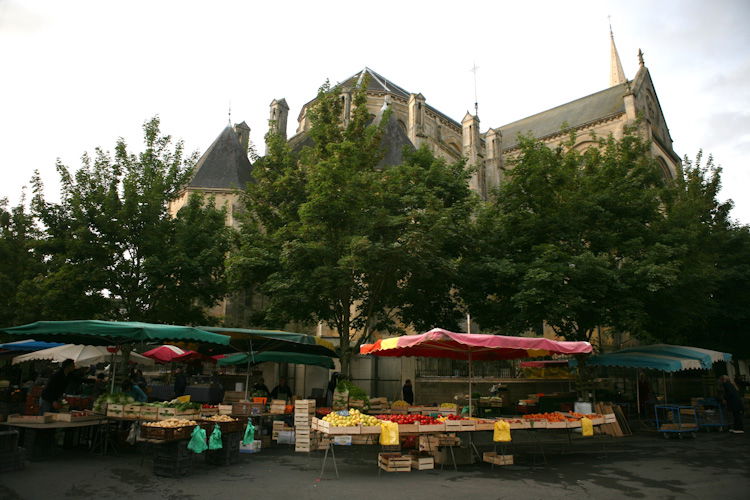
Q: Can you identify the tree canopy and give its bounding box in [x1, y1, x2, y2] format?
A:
[3, 117, 231, 326]
[230, 81, 476, 374]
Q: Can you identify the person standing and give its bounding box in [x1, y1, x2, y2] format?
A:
[40, 359, 76, 414]
[720, 375, 744, 434]
[402, 379, 414, 405]
[271, 377, 293, 401]
[174, 367, 187, 397]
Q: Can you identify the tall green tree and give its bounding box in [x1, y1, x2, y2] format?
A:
[461, 130, 673, 343]
[230, 81, 475, 374]
[25, 117, 231, 324]
[0, 195, 44, 326]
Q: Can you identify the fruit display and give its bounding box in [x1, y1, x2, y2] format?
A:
[439, 414, 467, 421]
[522, 412, 571, 422]
[143, 418, 198, 428]
[439, 403, 457, 410]
[375, 414, 441, 425]
[203, 414, 237, 422]
[390, 400, 410, 409]
[321, 408, 381, 427]
[316, 407, 333, 416]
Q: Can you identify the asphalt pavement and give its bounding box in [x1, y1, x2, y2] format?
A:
[0, 428, 748, 500]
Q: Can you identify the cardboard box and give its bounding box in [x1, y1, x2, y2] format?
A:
[333, 435, 352, 446]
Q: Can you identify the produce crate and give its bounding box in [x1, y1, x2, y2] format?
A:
[417, 423, 445, 433]
[218, 404, 233, 415]
[141, 408, 159, 420]
[473, 421, 496, 431]
[505, 419, 531, 429]
[604, 414, 617, 424]
[123, 405, 142, 419]
[106, 404, 124, 418]
[527, 420, 547, 429]
[566, 420, 582, 428]
[483, 452, 513, 466]
[360, 425, 382, 435]
[232, 402, 253, 416]
[397, 423, 419, 433]
[445, 420, 475, 432]
[545, 421, 567, 429]
[378, 453, 412, 472]
[0, 447, 25, 472]
[141, 424, 196, 441]
[200, 407, 219, 417]
[0, 430, 19, 453]
[351, 434, 378, 445]
[313, 418, 360, 435]
[410, 453, 435, 470]
[199, 418, 244, 434]
[48, 411, 100, 423]
[6, 414, 53, 424]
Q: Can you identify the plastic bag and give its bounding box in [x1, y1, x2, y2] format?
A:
[242, 419, 255, 445]
[188, 425, 208, 454]
[126, 422, 139, 445]
[209, 424, 223, 450]
[581, 417, 593, 437]
[493, 420, 511, 442]
[379, 421, 399, 446]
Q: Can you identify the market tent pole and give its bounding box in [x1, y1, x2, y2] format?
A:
[468, 350, 473, 417]
[110, 352, 117, 393]
[636, 369, 641, 416]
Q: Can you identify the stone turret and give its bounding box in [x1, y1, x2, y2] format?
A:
[484, 127, 503, 190]
[408, 93, 426, 147]
[269, 98, 289, 140]
[234, 121, 250, 152]
[462, 112, 484, 196]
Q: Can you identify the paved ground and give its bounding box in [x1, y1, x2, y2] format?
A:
[1, 429, 748, 499]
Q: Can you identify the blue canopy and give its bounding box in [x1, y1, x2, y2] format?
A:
[0, 339, 65, 352]
[570, 344, 732, 372]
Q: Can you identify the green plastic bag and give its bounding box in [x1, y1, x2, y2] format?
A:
[187, 425, 208, 454]
[209, 424, 223, 450]
[242, 419, 255, 445]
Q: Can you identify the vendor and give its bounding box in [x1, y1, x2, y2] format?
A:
[271, 377, 293, 401]
[121, 378, 148, 403]
[40, 359, 76, 414]
[174, 367, 187, 397]
[252, 376, 270, 398]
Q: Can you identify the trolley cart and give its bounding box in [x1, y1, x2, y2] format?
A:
[654, 405, 698, 439]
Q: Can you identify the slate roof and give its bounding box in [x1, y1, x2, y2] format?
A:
[498, 82, 629, 149]
[286, 108, 414, 169]
[188, 125, 253, 190]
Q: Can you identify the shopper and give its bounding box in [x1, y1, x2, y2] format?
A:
[402, 379, 414, 405]
[720, 375, 744, 434]
[174, 367, 187, 397]
[40, 359, 76, 414]
[121, 378, 148, 403]
[271, 377, 293, 400]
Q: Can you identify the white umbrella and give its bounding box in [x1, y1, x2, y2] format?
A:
[12, 344, 155, 367]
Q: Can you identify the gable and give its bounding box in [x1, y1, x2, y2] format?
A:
[189, 126, 253, 190]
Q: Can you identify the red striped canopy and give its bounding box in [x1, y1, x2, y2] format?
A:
[359, 328, 592, 361]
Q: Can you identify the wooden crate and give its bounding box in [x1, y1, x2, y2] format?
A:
[141, 408, 159, 420]
[506, 420, 531, 429]
[417, 423, 445, 433]
[397, 423, 419, 433]
[410, 455, 435, 470]
[106, 404, 124, 418]
[49, 412, 100, 423]
[200, 407, 219, 417]
[141, 424, 195, 441]
[545, 421, 567, 429]
[378, 453, 412, 472]
[8, 414, 53, 424]
[445, 420, 475, 432]
[200, 418, 244, 434]
[566, 420, 582, 428]
[351, 434, 378, 445]
[360, 425, 381, 435]
[483, 452, 513, 466]
[314, 418, 360, 435]
[232, 402, 253, 416]
[218, 405, 233, 415]
[473, 421, 495, 431]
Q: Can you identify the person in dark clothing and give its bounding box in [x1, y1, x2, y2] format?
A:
[402, 379, 414, 405]
[720, 375, 744, 433]
[174, 368, 187, 397]
[271, 377, 293, 400]
[121, 378, 148, 403]
[92, 373, 108, 399]
[326, 372, 339, 407]
[40, 359, 76, 414]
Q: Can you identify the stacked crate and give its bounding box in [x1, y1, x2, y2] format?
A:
[294, 399, 315, 452]
[269, 399, 287, 414]
[205, 431, 241, 466]
[152, 440, 194, 478]
[0, 430, 24, 472]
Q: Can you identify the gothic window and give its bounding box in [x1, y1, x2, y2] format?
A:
[657, 157, 672, 180]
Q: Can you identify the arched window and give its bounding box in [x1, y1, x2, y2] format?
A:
[657, 157, 673, 180]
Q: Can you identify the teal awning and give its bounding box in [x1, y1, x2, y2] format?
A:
[200, 326, 337, 357]
[218, 351, 335, 369]
[0, 320, 230, 346]
[570, 344, 732, 372]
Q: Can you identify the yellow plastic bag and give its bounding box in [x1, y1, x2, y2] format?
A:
[176, 395, 191, 403]
[581, 417, 593, 437]
[379, 421, 399, 446]
[493, 420, 511, 442]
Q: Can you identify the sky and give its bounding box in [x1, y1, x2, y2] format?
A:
[2, 0, 749, 223]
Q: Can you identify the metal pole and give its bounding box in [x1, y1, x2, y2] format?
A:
[468, 351, 473, 417]
[636, 369, 641, 416]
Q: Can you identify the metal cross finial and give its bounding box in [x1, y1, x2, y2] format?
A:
[470, 62, 479, 117]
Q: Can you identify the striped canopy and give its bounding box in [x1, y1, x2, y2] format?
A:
[360, 328, 592, 361]
[571, 344, 732, 372]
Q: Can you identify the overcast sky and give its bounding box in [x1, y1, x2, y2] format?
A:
[2, 0, 749, 223]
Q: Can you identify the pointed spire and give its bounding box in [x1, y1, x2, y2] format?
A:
[609, 25, 627, 87]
